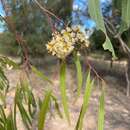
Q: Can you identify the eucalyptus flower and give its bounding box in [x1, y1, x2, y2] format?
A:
[46, 26, 90, 59]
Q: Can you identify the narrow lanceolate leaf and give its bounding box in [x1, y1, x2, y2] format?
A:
[0, 106, 6, 125]
[75, 55, 83, 98]
[0, 56, 19, 69]
[31, 66, 53, 85]
[75, 71, 94, 130]
[0, 67, 9, 107]
[88, 0, 116, 59]
[0, 106, 6, 130]
[98, 90, 105, 130]
[60, 61, 70, 123]
[15, 87, 31, 130]
[51, 95, 63, 118]
[17, 101, 32, 130]
[6, 112, 16, 130]
[0, 67, 9, 90]
[119, 0, 130, 33]
[38, 90, 51, 130]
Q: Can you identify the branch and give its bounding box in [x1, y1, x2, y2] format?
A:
[0, 0, 30, 69]
[116, 35, 130, 54]
[33, 0, 66, 26]
[86, 58, 106, 84]
[104, 18, 117, 34]
[104, 17, 130, 55]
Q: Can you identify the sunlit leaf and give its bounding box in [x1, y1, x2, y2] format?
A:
[51, 95, 63, 118]
[28, 90, 37, 118]
[0, 123, 4, 130]
[20, 79, 37, 118]
[6, 111, 16, 130]
[60, 61, 70, 123]
[0, 67, 9, 91]
[98, 89, 105, 130]
[38, 90, 51, 130]
[74, 54, 83, 99]
[0, 56, 19, 69]
[15, 86, 32, 130]
[75, 71, 94, 130]
[119, 0, 130, 33]
[88, 0, 116, 58]
[31, 66, 53, 84]
[0, 106, 6, 125]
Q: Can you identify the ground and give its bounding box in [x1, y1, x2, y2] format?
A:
[4, 61, 130, 130]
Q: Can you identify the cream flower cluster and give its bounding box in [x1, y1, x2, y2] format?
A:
[46, 26, 90, 59]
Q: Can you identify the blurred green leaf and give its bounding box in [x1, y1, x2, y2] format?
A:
[0, 106, 6, 125]
[28, 90, 37, 118]
[15, 86, 32, 130]
[119, 0, 130, 33]
[75, 71, 94, 130]
[38, 90, 51, 130]
[0, 123, 4, 130]
[74, 54, 83, 99]
[0, 67, 9, 91]
[0, 106, 10, 130]
[0, 56, 19, 69]
[17, 101, 32, 130]
[88, 0, 116, 58]
[51, 95, 63, 118]
[60, 61, 70, 123]
[31, 66, 53, 85]
[20, 79, 37, 118]
[13, 99, 17, 130]
[0, 105, 17, 130]
[98, 89, 105, 130]
[6, 111, 16, 130]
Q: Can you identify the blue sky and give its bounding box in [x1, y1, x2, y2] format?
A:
[0, 0, 110, 32]
[0, 2, 5, 32]
[73, 0, 112, 29]
[0, 3, 4, 15]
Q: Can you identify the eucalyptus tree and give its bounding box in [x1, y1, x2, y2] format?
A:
[0, 0, 73, 56]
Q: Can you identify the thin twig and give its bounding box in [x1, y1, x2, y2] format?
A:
[104, 18, 117, 34]
[104, 18, 130, 54]
[33, 0, 66, 26]
[104, 22, 115, 36]
[86, 58, 106, 84]
[104, 17, 130, 96]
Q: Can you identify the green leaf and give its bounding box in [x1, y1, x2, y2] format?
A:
[15, 87, 32, 130]
[98, 89, 105, 130]
[6, 111, 16, 130]
[0, 67, 9, 107]
[75, 71, 94, 130]
[0, 106, 6, 125]
[119, 0, 130, 33]
[20, 79, 37, 118]
[13, 100, 17, 130]
[112, 0, 122, 11]
[28, 90, 37, 118]
[88, 0, 116, 58]
[0, 56, 19, 69]
[51, 95, 63, 118]
[31, 66, 53, 85]
[0, 67, 9, 91]
[17, 101, 32, 130]
[38, 90, 51, 130]
[0, 123, 4, 130]
[60, 61, 70, 123]
[75, 54, 83, 98]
